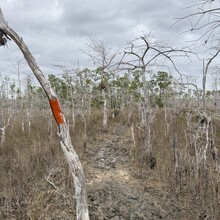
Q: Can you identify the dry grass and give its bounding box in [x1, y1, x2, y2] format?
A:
[1, 115, 57, 218]
[151, 109, 220, 219]
[128, 108, 220, 219]
[0, 105, 220, 219]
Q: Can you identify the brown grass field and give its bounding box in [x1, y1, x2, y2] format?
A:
[0, 105, 220, 219]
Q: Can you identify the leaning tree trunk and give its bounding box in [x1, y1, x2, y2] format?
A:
[0, 8, 89, 220]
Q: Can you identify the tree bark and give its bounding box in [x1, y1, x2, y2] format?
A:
[103, 90, 108, 132]
[202, 50, 220, 110]
[0, 8, 89, 220]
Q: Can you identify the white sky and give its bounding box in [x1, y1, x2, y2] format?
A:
[0, 0, 219, 90]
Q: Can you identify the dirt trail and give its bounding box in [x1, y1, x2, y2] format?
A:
[0, 121, 185, 220]
[83, 123, 182, 220]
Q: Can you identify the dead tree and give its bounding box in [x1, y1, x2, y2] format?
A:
[0, 8, 89, 220]
[0, 114, 11, 146]
[174, 1, 220, 109]
[85, 38, 117, 132]
[202, 50, 220, 109]
[174, 1, 220, 46]
[119, 35, 193, 169]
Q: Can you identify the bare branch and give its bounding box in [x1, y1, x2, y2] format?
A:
[83, 38, 117, 71]
[172, 1, 220, 46]
[119, 35, 196, 77]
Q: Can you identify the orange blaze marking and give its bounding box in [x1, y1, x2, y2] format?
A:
[49, 98, 64, 125]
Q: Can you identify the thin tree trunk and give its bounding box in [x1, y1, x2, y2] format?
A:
[202, 51, 220, 110]
[103, 90, 108, 132]
[0, 115, 11, 146]
[0, 8, 89, 220]
[172, 132, 179, 173]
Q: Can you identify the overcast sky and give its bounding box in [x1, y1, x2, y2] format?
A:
[0, 0, 218, 89]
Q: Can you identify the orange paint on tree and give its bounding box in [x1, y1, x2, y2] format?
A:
[49, 98, 64, 125]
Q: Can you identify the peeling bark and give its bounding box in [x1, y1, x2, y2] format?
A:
[0, 8, 89, 220]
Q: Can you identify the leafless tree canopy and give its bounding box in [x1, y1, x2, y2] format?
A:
[84, 38, 117, 71]
[119, 35, 195, 78]
[175, 0, 220, 46]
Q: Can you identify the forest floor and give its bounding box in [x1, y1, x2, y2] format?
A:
[1, 117, 194, 220]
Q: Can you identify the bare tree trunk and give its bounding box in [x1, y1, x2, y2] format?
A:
[72, 97, 76, 129]
[0, 8, 89, 220]
[202, 59, 206, 110]
[130, 123, 136, 157]
[172, 132, 179, 174]
[103, 90, 108, 132]
[0, 115, 11, 146]
[202, 51, 220, 110]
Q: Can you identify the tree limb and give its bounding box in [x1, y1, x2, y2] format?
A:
[0, 8, 89, 220]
